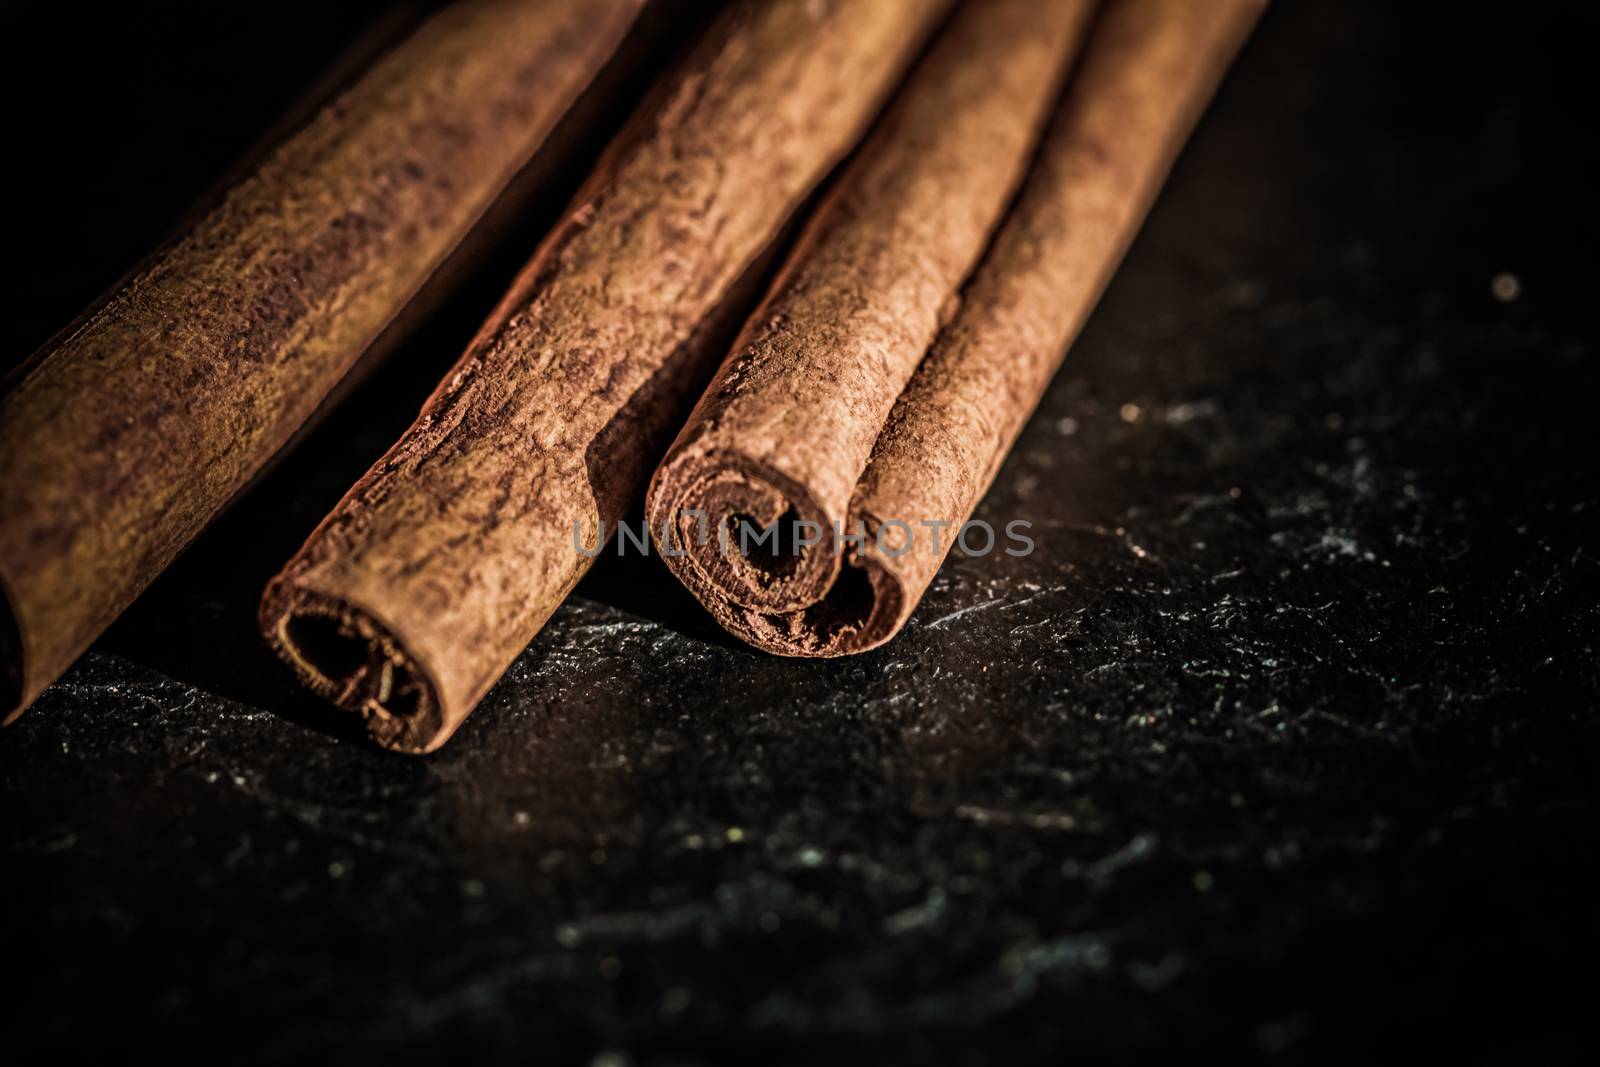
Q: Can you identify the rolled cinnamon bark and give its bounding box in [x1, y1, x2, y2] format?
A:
[0, 0, 646, 722]
[648, 0, 1266, 655]
[259, 0, 951, 752]
[646, 0, 1101, 652]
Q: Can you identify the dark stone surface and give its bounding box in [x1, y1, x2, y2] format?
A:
[3, 2, 1596, 1062]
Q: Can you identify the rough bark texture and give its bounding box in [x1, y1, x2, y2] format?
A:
[260, 0, 951, 753]
[11, 1, 1594, 1056]
[646, 0, 1101, 654]
[0, 0, 645, 722]
[842, 0, 1268, 653]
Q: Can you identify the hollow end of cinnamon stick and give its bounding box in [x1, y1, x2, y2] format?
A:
[659, 455, 836, 614]
[259, 582, 445, 754]
[647, 453, 906, 657]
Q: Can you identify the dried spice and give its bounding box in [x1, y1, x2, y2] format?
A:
[0, 0, 645, 721]
[649, 0, 1265, 655]
[260, 0, 950, 751]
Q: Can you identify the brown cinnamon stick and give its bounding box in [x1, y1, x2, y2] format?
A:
[646, 0, 1101, 652]
[259, 0, 951, 752]
[648, 0, 1266, 655]
[0, 0, 646, 722]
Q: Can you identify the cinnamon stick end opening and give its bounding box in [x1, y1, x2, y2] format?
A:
[651, 454, 911, 658]
[760, 552, 906, 658]
[261, 585, 447, 754]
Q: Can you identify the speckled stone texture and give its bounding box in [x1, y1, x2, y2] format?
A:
[2, 1, 1595, 1062]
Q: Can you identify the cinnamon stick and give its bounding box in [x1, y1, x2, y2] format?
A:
[0, 0, 646, 722]
[648, 0, 1266, 655]
[646, 0, 1101, 652]
[259, 0, 951, 752]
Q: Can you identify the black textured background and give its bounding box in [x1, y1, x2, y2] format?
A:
[3, 2, 1596, 1062]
